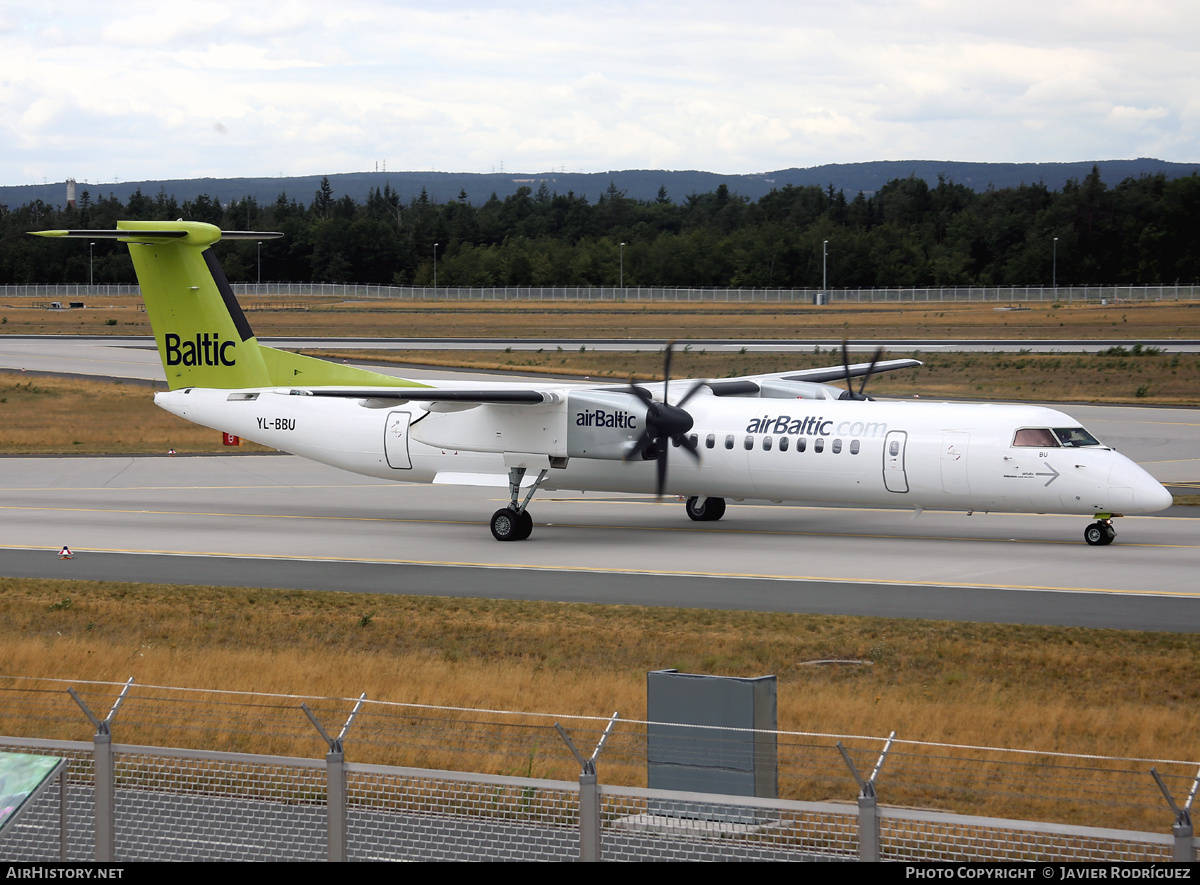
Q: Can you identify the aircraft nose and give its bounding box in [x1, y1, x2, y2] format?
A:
[1135, 473, 1174, 513]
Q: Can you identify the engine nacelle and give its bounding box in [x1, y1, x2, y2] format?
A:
[410, 389, 647, 461]
[758, 380, 844, 400]
[565, 390, 647, 460]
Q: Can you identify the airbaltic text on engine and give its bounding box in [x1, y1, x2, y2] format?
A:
[164, 332, 236, 367]
[575, 409, 637, 429]
[747, 414, 888, 437]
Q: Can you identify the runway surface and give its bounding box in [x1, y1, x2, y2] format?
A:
[1, 455, 1197, 630]
[0, 334, 1196, 629]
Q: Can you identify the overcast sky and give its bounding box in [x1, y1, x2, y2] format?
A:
[2, 1, 1197, 187]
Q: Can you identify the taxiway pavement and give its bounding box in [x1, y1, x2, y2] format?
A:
[0, 455, 1197, 630]
[1, 335, 1196, 628]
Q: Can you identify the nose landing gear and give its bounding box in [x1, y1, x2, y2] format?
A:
[1084, 519, 1116, 546]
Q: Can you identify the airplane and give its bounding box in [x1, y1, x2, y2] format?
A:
[32, 221, 1173, 546]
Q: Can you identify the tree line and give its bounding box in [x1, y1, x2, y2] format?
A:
[3, 167, 1198, 289]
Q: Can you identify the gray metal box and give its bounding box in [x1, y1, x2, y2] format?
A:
[646, 669, 777, 799]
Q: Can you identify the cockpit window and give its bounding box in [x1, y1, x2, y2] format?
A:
[1053, 427, 1102, 447]
[1013, 428, 1059, 447]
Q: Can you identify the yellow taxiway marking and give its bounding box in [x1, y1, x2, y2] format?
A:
[4, 541, 1200, 600]
[1, 502, 1197, 549]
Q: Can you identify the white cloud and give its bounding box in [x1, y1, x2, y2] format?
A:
[1, 0, 1197, 185]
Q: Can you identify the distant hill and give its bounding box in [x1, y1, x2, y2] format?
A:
[4, 159, 1198, 210]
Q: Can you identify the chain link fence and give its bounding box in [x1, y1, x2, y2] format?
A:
[0, 678, 1195, 861]
[3, 283, 1198, 303]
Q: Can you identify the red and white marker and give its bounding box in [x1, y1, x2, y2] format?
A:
[58, 546, 73, 560]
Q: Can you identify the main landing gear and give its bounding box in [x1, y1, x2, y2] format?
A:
[490, 465, 549, 541]
[1084, 518, 1117, 546]
[685, 496, 726, 522]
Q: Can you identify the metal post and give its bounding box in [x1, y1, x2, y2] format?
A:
[257, 241, 262, 285]
[619, 242, 626, 288]
[555, 712, 619, 862]
[823, 239, 828, 292]
[89, 242, 94, 287]
[1152, 766, 1198, 862]
[59, 766, 68, 861]
[837, 731, 895, 862]
[68, 677, 133, 862]
[433, 243, 438, 289]
[303, 693, 366, 862]
[1053, 237, 1058, 289]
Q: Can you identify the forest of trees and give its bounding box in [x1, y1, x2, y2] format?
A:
[2, 167, 1199, 289]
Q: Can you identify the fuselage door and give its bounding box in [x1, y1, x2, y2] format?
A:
[384, 411, 413, 469]
[883, 430, 909, 493]
[940, 431, 970, 494]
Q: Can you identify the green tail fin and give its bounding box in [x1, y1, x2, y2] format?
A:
[31, 221, 428, 391]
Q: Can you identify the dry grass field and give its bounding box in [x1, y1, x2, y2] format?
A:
[3, 578, 1198, 774]
[4, 296, 1200, 340]
[0, 375, 273, 453]
[329, 346, 1200, 405]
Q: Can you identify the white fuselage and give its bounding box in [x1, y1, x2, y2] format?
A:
[155, 387, 1172, 517]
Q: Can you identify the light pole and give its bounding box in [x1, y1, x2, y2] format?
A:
[89, 242, 94, 286]
[619, 242, 626, 288]
[257, 241, 262, 285]
[822, 239, 828, 291]
[433, 243, 438, 289]
[1052, 237, 1058, 289]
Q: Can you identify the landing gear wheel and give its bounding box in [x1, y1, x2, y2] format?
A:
[1084, 521, 1116, 546]
[491, 507, 531, 542]
[685, 496, 727, 522]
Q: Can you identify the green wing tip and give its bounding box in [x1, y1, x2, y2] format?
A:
[29, 230, 67, 238]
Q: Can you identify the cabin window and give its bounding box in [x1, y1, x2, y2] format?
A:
[1054, 427, 1102, 447]
[689, 433, 698, 448]
[706, 434, 715, 449]
[814, 438, 825, 453]
[762, 436, 773, 451]
[889, 440, 900, 456]
[778, 436, 789, 452]
[725, 434, 735, 450]
[850, 440, 861, 455]
[832, 439, 842, 454]
[797, 437, 807, 452]
[1013, 428, 1059, 447]
[744, 435, 755, 450]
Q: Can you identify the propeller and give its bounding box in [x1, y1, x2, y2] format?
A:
[624, 342, 706, 497]
[838, 340, 885, 401]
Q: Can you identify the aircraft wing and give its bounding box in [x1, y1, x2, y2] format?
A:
[703, 357, 921, 396]
[289, 355, 921, 405]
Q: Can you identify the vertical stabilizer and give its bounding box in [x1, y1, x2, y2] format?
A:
[31, 221, 429, 390]
[117, 221, 274, 389]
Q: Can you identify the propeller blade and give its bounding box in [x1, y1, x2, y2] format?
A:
[663, 340, 675, 402]
[624, 428, 656, 463]
[675, 433, 701, 462]
[676, 379, 709, 409]
[655, 448, 668, 497]
[858, 346, 885, 397]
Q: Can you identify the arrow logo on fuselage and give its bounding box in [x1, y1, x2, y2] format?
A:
[1035, 462, 1060, 486]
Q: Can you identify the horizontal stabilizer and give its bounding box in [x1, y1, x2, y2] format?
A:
[31, 228, 282, 241]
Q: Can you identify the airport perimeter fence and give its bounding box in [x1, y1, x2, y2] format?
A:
[3, 283, 1199, 304]
[0, 678, 1196, 862]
